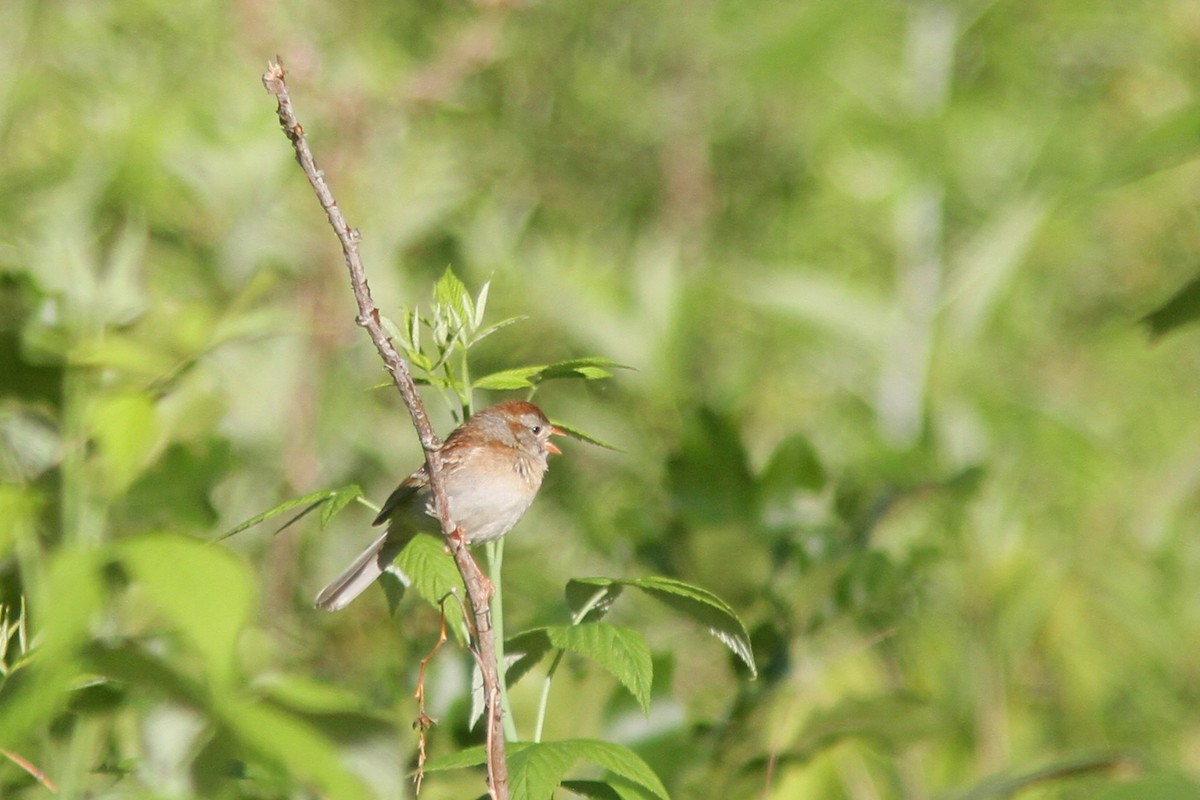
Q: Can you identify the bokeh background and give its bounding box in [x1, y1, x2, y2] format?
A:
[3, 0, 1200, 797]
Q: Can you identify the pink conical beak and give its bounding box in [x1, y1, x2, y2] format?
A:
[546, 426, 566, 455]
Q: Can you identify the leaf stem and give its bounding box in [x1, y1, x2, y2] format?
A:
[487, 539, 519, 742]
[532, 588, 609, 743]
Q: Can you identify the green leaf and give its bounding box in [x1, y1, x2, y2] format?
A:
[508, 623, 653, 713]
[434, 266, 474, 331]
[393, 533, 469, 642]
[422, 743, 487, 773]
[553, 419, 623, 452]
[504, 629, 555, 688]
[1141, 274, 1200, 339]
[566, 577, 757, 678]
[561, 780, 624, 800]
[472, 357, 631, 391]
[120, 533, 255, 687]
[319, 484, 365, 528]
[219, 486, 361, 540]
[509, 740, 669, 800]
[425, 740, 669, 800]
[564, 776, 665, 800]
[468, 315, 526, 347]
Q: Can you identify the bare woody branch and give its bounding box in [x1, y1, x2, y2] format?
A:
[260, 58, 509, 800]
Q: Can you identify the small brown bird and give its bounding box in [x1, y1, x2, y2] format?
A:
[315, 400, 564, 611]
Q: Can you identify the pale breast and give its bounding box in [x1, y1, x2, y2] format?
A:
[423, 445, 545, 543]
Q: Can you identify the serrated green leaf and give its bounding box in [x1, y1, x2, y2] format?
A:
[561, 780, 624, 800]
[380, 569, 408, 617]
[424, 740, 668, 799]
[566, 577, 756, 678]
[472, 357, 631, 391]
[393, 533, 468, 643]
[552, 419, 623, 452]
[564, 776, 665, 800]
[468, 315, 526, 347]
[549, 624, 652, 713]
[473, 280, 491, 329]
[435, 267, 474, 330]
[318, 485, 364, 528]
[507, 624, 652, 712]
[505, 628, 556, 688]
[471, 367, 539, 390]
[508, 739, 669, 800]
[220, 487, 359, 541]
[120, 533, 255, 688]
[423, 744, 487, 773]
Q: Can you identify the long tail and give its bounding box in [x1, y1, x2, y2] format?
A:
[314, 531, 405, 611]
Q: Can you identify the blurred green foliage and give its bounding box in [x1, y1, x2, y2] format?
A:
[2, 0, 1200, 797]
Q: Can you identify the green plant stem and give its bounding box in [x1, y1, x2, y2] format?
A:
[532, 588, 608, 743]
[61, 365, 105, 548]
[486, 539, 520, 742]
[459, 347, 473, 417]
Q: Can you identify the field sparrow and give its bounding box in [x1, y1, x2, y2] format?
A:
[315, 400, 564, 611]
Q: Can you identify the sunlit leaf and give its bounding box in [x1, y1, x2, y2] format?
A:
[393, 533, 468, 642]
[509, 740, 669, 800]
[434, 266, 474, 334]
[220, 486, 361, 540]
[566, 577, 756, 678]
[551, 419, 623, 452]
[472, 357, 631, 391]
[319, 484, 365, 528]
[424, 740, 669, 800]
[507, 623, 652, 712]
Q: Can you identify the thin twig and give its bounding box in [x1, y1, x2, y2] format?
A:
[2, 749, 58, 793]
[261, 58, 509, 800]
[412, 601, 449, 795]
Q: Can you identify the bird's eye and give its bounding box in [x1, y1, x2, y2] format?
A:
[531, 425, 543, 435]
